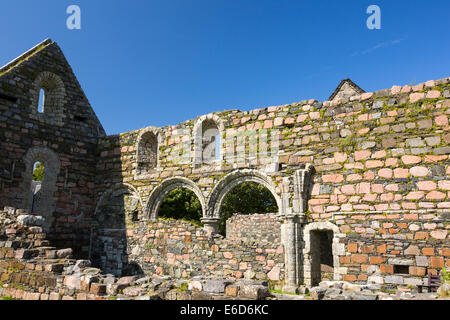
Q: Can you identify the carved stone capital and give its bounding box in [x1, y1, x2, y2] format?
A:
[201, 217, 221, 234]
[279, 213, 306, 225]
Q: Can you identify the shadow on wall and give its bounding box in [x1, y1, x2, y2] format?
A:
[89, 135, 145, 277]
[90, 182, 146, 276]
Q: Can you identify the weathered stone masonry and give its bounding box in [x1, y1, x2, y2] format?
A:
[0, 39, 105, 257]
[0, 39, 449, 295]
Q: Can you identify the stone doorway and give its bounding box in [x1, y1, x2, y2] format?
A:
[30, 162, 43, 214]
[20, 147, 60, 231]
[302, 221, 341, 287]
[310, 230, 334, 286]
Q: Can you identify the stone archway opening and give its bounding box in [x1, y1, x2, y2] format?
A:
[158, 187, 203, 227]
[218, 181, 279, 236]
[146, 177, 207, 222]
[32, 71, 66, 118]
[30, 161, 44, 214]
[193, 114, 224, 167]
[21, 146, 61, 231]
[205, 169, 282, 236]
[310, 230, 334, 286]
[96, 187, 143, 229]
[92, 183, 144, 276]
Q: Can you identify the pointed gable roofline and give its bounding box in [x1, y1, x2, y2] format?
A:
[0, 38, 106, 136]
[328, 78, 366, 101]
[0, 39, 54, 77]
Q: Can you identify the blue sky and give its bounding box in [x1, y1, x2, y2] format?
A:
[1, 0, 449, 135]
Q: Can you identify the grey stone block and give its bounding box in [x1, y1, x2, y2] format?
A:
[17, 215, 45, 226]
[203, 279, 231, 294]
[385, 276, 404, 285]
[353, 293, 378, 300]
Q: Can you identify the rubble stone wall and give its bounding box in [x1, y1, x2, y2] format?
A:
[90, 217, 285, 283]
[0, 208, 273, 301]
[225, 213, 281, 242]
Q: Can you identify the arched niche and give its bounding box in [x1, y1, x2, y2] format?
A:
[135, 127, 160, 178]
[193, 114, 224, 167]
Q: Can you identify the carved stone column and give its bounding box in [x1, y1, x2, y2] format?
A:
[281, 213, 306, 294]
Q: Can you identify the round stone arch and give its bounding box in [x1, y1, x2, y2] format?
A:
[20, 146, 61, 229]
[193, 113, 225, 166]
[303, 221, 344, 286]
[94, 183, 145, 225]
[207, 169, 282, 219]
[145, 177, 206, 221]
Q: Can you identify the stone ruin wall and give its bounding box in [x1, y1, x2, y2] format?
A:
[0, 40, 105, 258]
[124, 217, 284, 282]
[93, 77, 450, 289]
[225, 213, 281, 242]
[0, 39, 448, 293]
[0, 207, 275, 301]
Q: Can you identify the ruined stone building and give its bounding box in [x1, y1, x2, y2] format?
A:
[0, 39, 448, 295]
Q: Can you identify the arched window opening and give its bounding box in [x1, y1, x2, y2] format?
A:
[219, 181, 278, 236]
[310, 230, 334, 286]
[31, 161, 44, 214]
[33, 72, 65, 115]
[137, 131, 158, 175]
[158, 187, 203, 226]
[38, 89, 45, 113]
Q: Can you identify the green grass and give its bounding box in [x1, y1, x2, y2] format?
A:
[269, 288, 283, 294]
[443, 268, 450, 283]
[177, 282, 189, 292]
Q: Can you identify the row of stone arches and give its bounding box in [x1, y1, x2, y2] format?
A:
[145, 169, 282, 232]
[93, 174, 342, 289]
[16, 146, 338, 289]
[97, 168, 283, 232]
